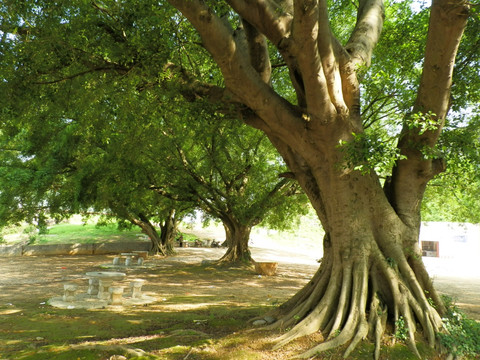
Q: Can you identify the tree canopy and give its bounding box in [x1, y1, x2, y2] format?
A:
[0, 2, 308, 262]
[1, 0, 480, 358]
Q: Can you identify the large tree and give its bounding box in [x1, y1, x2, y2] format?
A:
[148, 107, 308, 264]
[1, 0, 479, 357]
[163, 0, 475, 357]
[0, 3, 307, 264]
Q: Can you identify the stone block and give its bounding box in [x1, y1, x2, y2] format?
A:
[0, 244, 24, 256]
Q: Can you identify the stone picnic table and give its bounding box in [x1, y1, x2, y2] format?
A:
[112, 251, 148, 266]
[86, 271, 126, 301]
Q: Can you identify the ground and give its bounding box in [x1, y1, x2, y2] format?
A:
[0, 232, 479, 359]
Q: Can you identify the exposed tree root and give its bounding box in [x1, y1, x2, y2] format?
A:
[216, 247, 254, 265]
[260, 241, 445, 359]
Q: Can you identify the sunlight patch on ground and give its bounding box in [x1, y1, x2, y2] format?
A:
[161, 302, 223, 311]
[76, 333, 164, 346]
[0, 309, 22, 315]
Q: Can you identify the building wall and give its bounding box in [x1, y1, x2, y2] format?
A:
[419, 222, 480, 259]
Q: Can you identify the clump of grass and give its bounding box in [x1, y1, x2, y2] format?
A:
[394, 316, 409, 341]
[438, 295, 480, 358]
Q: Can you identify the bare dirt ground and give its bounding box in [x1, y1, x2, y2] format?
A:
[0, 242, 479, 360]
[0, 245, 478, 320]
[0, 246, 321, 321]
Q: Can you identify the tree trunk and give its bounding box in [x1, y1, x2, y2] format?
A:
[220, 222, 231, 248]
[217, 217, 253, 264]
[133, 214, 167, 256]
[159, 209, 177, 256]
[259, 153, 444, 359]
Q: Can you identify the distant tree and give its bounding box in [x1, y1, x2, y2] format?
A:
[0, 4, 308, 263]
[147, 103, 309, 263]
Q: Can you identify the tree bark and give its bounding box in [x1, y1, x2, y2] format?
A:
[217, 216, 253, 264]
[262, 164, 443, 358]
[158, 209, 177, 256]
[131, 214, 167, 256]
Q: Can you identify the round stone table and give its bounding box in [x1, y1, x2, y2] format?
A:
[85, 271, 126, 297]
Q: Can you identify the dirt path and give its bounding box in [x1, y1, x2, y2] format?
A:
[0, 248, 315, 310]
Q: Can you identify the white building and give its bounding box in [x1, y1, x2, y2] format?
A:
[419, 222, 480, 259]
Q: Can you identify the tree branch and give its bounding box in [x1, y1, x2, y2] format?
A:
[167, 0, 304, 140]
[226, 0, 293, 46]
[317, 0, 348, 114]
[389, 0, 469, 227]
[291, 0, 335, 118]
[345, 0, 385, 68]
[32, 65, 128, 85]
[241, 19, 272, 84]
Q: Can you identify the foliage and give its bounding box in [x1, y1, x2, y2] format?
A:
[0, 0, 309, 247]
[438, 295, 480, 358]
[338, 131, 406, 176]
[394, 316, 408, 341]
[422, 115, 480, 223]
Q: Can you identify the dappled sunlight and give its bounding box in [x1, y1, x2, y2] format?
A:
[74, 333, 165, 347]
[161, 302, 225, 311]
[1, 247, 478, 359]
[0, 308, 22, 315]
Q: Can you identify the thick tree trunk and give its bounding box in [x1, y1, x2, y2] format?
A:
[217, 217, 253, 264]
[132, 214, 167, 256]
[260, 166, 444, 358]
[159, 209, 177, 256]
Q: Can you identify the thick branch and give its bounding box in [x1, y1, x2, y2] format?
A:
[291, 0, 335, 118]
[389, 0, 469, 227]
[241, 19, 272, 84]
[317, 0, 348, 114]
[345, 0, 385, 68]
[167, 0, 304, 140]
[413, 0, 470, 142]
[226, 0, 293, 46]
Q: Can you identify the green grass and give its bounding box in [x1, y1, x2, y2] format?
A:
[1, 221, 146, 245]
[34, 223, 144, 245]
[0, 293, 268, 360]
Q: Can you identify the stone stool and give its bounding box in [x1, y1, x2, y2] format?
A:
[130, 279, 146, 299]
[109, 286, 125, 305]
[87, 278, 99, 295]
[112, 257, 120, 265]
[137, 257, 144, 266]
[63, 284, 78, 302]
[121, 253, 136, 266]
[97, 279, 114, 300]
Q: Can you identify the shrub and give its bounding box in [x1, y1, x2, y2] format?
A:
[438, 295, 480, 358]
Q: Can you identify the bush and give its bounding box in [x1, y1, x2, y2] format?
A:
[438, 295, 480, 358]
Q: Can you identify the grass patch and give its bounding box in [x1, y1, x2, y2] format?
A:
[438, 295, 480, 358]
[0, 297, 269, 360]
[34, 223, 144, 245]
[1, 217, 145, 246]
